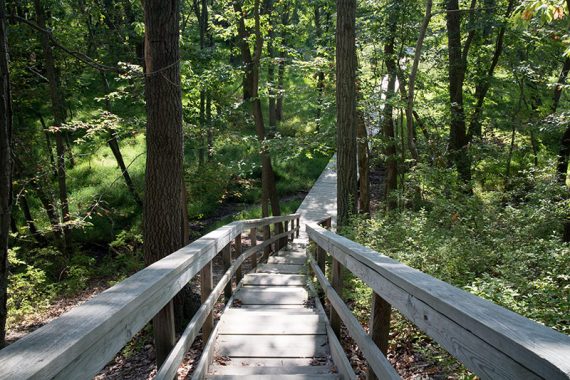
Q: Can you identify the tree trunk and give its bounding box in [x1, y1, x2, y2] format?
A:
[446, 0, 471, 184]
[101, 73, 142, 206]
[268, 36, 278, 131]
[19, 193, 47, 246]
[34, 0, 73, 257]
[234, 1, 254, 102]
[143, 0, 184, 367]
[557, 126, 570, 185]
[314, 5, 326, 130]
[357, 111, 370, 214]
[0, 0, 12, 348]
[553, 58, 570, 114]
[383, 38, 398, 210]
[468, 0, 515, 140]
[336, 0, 358, 227]
[38, 114, 57, 178]
[405, 0, 432, 162]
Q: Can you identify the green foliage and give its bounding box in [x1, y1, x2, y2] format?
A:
[348, 167, 570, 334]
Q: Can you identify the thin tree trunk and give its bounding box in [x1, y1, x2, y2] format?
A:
[446, 0, 471, 184]
[275, 9, 289, 123]
[406, 0, 432, 162]
[357, 111, 370, 214]
[468, 0, 515, 140]
[314, 5, 326, 130]
[34, 0, 73, 257]
[234, 1, 254, 102]
[0, 0, 12, 348]
[143, 0, 184, 366]
[39, 114, 57, 177]
[336, 0, 358, 227]
[268, 36, 278, 131]
[384, 38, 398, 210]
[206, 94, 213, 160]
[101, 73, 142, 206]
[19, 193, 47, 245]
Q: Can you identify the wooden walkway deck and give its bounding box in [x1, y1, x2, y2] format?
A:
[203, 157, 346, 379]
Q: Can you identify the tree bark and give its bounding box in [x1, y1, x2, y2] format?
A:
[336, 0, 358, 227]
[0, 0, 12, 348]
[446, 0, 471, 184]
[38, 114, 57, 178]
[34, 0, 73, 256]
[143, 0, 184, 367]
[234, 1, 254, 102]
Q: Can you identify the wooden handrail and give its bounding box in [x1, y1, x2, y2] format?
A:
[0, 214, 301, 380]
[307, 223, 570, 380]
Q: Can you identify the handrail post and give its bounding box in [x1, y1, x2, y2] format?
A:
[250, 227, 257, 267]
[235, 234, 243, 284]
[200, 261, 213, 342]
[289, 219, 294, 242]
[285, 220, 289, 244]
[263, 224, 271, 261]
[367, 293, 392, 380]
[296, 217, 300, 238]
[330, 257, 343, 337]
[222, 243, 232, 301]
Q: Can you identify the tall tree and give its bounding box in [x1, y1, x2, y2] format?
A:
[234, 0, 282, 225]
[446, 0, 472, 184]
[382, 11, 398, 210]
[142, 0, 184, 367]
[0, 0, 11, 349]
[336, 0, 357, 227]
[34, 0, 73, 256]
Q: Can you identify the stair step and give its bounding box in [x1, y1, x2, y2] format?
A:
[242, 273, 306, 286]
[234, 287, 308, 305]
[267, 256, 306, 265]
[256, 264, 304, 274]
[206, 375, 340, 380]
[215, 334, 330, 357]
[218, 313, 326, 335]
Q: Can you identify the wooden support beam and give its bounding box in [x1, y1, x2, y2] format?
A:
[296, 217, 300, 237]
[330, 257, 343, 337]
[284, 220, 289, 245]
[367, 292, 392, 380]
[200, 261, 213, 342]
[263, 224, 271, 261]
[222, 243, 232, 301]
[316, 245, 326, 275]
[235, 234, 243, 284]
[250, 227, 257, 268]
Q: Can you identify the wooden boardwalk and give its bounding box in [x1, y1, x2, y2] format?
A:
[203, 157, 347, 379]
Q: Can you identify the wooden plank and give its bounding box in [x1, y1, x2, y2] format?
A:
[222, 244, 232, 301]
[229, 306, 316, 313]
[367, 293, 392, 380]
[209, 362, 334, 375]
[256, 264, 304, 274]
[307, 224, 568, 380]
[218, 314, 326, 335]
[235, 287, 308, 305]
[242, 273, 306, 286]
[309, 256, 400, 380]
[249, 227, 257, 268]
[241, 214, 301, 229]
[267, 256, 306, 265]
[216, 335, 330, 357]
[201, 261, 214, 342]
[206, 375, 339, 380]
[330, 257, 342, 338]
[235, 234, 243, 284]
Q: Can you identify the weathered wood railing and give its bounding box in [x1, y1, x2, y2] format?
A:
[307, 219, 570, 380]
[0, 214, 300, 380]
